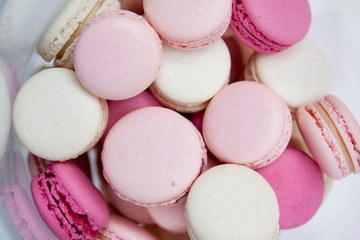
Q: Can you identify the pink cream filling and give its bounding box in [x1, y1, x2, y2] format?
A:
[231, 0, 288, 53]
[37, 166, 99, 239]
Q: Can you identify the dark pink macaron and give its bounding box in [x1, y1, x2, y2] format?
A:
[230, 0, 311, 54]
[257, 147, 324, 229]
[31, 161, 109, 240]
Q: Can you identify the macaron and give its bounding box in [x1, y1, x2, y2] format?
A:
[100, 90, 163, 145]
[149, 39, 231, 113]
[3, 184, 56, 240]
[31, 161, 110, 240]
[99, 214, 159, 240]
[74, 10, 162, 100]
[107, 185, 155, 225]
[186, 164, 279, 240]
[231, 0, 311, 54]
[245, 39, 332, 109]
[256, 147, 325, 229]
[296, 94, 360, 180]
[147, 198, 187, 234]
[203, 81, 292, 168]
[143, 0, 232, 49]
[102, 106, 207, 207]
[37, 0, 121, 69]
[13, 68, 108, 161]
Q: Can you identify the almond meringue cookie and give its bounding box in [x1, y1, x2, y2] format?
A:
[186, 164, 279, 240]
[13, 68, 108, 161]
[245, 39, 331, 109]
[150, 39, 231, 113]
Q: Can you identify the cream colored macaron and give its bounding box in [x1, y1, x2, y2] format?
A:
[37, 0, 120, 69]
[13, 68, 108, 161]
[245, 39, 331, 109]
[150, 39, 231, 113]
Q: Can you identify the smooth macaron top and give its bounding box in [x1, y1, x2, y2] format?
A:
[143, 0, 232, 49]
[257, 147, 325, 229]
[102, 107, 206, 206]
[31, 161, 109, 240]
[13, 68, 108, 161]
[99, 214, 159, 240]
[296, 95, 360, 179]
[186, 164, 279, 240]
[74, 10, 162, 100]
[203, 81, 292, 168]
[150, 39, 231, 113]
[245, 39, 331, 109]
[231, 0, 311, 53]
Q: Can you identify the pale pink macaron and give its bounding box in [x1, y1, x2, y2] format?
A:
[147, 198, 187, 234]
[107, 185, 155, 225]
[100, 91, 162, 145]
[256, 147, 325, 229]
[99, 214, 159, 240]
[102, 107, 207, 207]
[296, 95, 360, 180]
[143, 0, 232, 49]
[203, 81, 292, 168]
[74, 10, 162, 100]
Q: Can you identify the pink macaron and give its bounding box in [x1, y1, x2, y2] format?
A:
[31, 161, 109, 240]
[231, 0, 311, 54]
[256, 147, 325, 229]
[296, 95, 360, 180]
[143, 0, 232, 49]
[100, 91, 163, 145]
[102, 106, 207, 207]
[74, 10, 162, 100]
[203, 81, 292, 168]
[99, 214, 159, 240]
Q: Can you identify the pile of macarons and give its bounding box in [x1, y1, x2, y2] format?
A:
[11, 0, 360, 239]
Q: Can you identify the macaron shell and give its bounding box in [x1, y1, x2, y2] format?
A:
[74, 10, 162, 100]
[147, 199, 187, 234]
[102, 107, 206, 206]
[296, 103, 348, 179]
[186, 164, 279, 240]
[107, 185, 155, 224]
[231, 0, 311, 53]
[51, 162, 110, 227]
[100, 214, 158, 240]
[241, 0, 311, 45]
[319, 95, 360, 174]
[150, 39, 230, 113]
[245, 39, 331, 109]
[203, 81, 292, 168]
[256, 147, 325, 229]
[143, 0, 232, 49]
[13, 68, 108, 161]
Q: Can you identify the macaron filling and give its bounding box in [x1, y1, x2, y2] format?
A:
[231, 0, 288, 53]
[35, 165, 100, 239]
